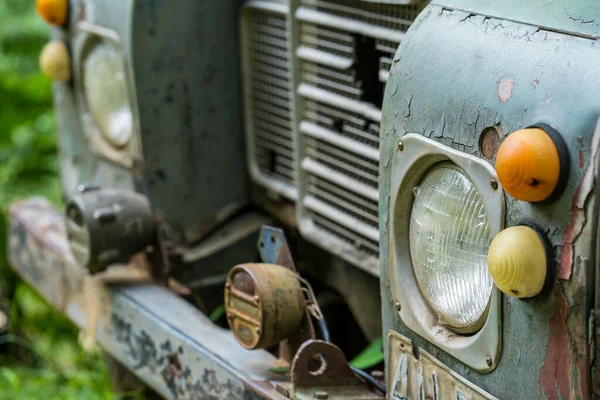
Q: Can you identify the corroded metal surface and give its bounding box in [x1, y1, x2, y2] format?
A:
[257, 226, 316, 363]
[387, 332, 497, 400]
[8, 197, 286, 400]
[291, 340, 383, 400]
[380, 3, 600, 398]
[225, 263, 305, 350]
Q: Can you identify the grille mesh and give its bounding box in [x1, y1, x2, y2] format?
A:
[297, 0, 428, 273]
[244, 5, 296, 199]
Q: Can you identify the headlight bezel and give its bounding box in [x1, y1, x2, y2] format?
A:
[389, 133, 504, 372]
[72, 22, 141, 168]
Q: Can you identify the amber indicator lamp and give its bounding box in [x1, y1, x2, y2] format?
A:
[495, 124, 569, 203]
[487, 223, 554, 299]
[36, 0, 68, 26]
[39, 40, 71, 82]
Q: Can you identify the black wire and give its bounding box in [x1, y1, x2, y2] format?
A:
[315, 315, 386, 395]
[350, 365, 387, 395]
[316, 318, 331, 342]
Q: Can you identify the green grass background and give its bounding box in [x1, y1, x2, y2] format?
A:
[0, 1, 118, 398]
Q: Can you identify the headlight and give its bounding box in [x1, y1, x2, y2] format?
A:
[82, 40, 133, 148]
[409, 163, 493, 332]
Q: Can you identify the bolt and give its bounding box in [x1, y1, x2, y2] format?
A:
[314, 391, 329, 399]
[397, 141, 404, 151]
[394, 302, 401, 311]
[486, 356, 493, 367]
[490, 179, 498, 190]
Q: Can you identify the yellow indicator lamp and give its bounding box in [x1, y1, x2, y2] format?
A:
[487, 225, 552, 299]
[36, 0, 68, 26]
[40, 41, 71, 82]
[495, 124, 569, 203]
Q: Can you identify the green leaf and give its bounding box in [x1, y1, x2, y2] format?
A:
[209, 305, 226, 322]
[349, 338, 384, 370]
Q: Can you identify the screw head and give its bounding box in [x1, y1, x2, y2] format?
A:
[491, 179, 498, 190]
[485, 356, 493, 367]
[394, 302, 401, 311]
[314, 391, 329, 399]
[397, 141, 404, 151]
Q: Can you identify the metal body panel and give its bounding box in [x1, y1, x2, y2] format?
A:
[380, 3, 600, 399]
[54, 0, 251, 245]
[433, 0, 600, 39]
[8, 198, 285, 400]
[130, 0, 250, 244]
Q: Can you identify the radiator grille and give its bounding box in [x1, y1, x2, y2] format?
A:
[297, 0, 428, 275]
[243, 4, 297, 200]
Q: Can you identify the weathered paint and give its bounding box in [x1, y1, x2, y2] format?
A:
[52, 0, 250, 247]
[8, 198, 286, 400]
[380, 2, 600, 398]
[560, 125, 600, 280]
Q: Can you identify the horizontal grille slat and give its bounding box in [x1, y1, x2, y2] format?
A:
[296, 0, 428, 273]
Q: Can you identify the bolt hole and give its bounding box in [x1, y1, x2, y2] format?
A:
[259, 241, 264, 248]
[307, 353, 327, 376]
[270, 235, 277, 243]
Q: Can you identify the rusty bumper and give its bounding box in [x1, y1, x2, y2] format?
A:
[7, 197, 287, 400]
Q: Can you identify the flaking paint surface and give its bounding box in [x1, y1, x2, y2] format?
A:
[380, 5, 599, 399]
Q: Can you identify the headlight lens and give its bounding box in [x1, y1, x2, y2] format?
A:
[409, 164, 493, 331]
[83, 41, 133, 148]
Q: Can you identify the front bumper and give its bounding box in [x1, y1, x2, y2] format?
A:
[8, 197, 286, 400]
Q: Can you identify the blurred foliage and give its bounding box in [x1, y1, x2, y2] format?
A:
[0, 1, 120, 399]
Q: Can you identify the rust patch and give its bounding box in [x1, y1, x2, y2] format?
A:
[531, 79, 540, 89]
[559, 130, 600, 280]
[540, 285, 570, 400]
[497, 76, 515, 103]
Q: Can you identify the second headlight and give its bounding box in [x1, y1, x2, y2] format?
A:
[410, 163, 493, 333]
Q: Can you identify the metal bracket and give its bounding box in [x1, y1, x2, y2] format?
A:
[291, 340, 382, 400]
[259, 225, 296, 272]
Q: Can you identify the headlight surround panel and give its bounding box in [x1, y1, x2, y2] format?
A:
[72, 22, 141, 168]
[389, 133, 504, 372]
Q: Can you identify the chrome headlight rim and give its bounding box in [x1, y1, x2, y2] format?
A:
[72, 22, 140, 167]
[389, 133, 504, 373]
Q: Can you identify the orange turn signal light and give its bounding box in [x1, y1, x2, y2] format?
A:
[495, 124, 569, 203]
[36, 0, 68, 26]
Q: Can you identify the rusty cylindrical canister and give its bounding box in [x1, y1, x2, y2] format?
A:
[225, 263, 305, 349]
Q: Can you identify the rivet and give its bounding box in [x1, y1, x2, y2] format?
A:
[486, 356, 493, 367]
[394, 302, 401, 311]
[397, 141, 404, 151]
[490, 179, 498, 190]
[255, 327, 261, 334]
[314, 391, 329, 399]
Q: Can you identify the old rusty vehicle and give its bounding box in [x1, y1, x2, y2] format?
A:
[9, 0, 600, 398]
